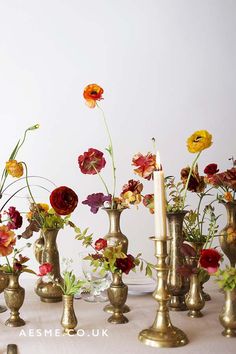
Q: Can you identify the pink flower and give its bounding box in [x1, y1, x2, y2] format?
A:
[38, 263, 53, 276]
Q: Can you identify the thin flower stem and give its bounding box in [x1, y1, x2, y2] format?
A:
[5, 256, 12, 273]
[97, 104, 116, 208]
[2, 175, 57, 194]
[182, 151, 201, 208]
[92, 165, 110, 196]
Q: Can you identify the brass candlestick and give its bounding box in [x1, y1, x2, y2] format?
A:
[138, 237, 188, 348]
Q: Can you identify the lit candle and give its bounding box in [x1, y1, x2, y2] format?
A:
[154, 151, 167, 239]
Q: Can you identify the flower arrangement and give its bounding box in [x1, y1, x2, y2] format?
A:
[78, 84, 143, 213]
[0, 243, 34, 275]
[204, 158, 236, 202]
[215, 267, 236, 291]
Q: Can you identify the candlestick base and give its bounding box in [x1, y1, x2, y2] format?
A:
[138, 237, 189, 348]
[139, 326, 188, 348]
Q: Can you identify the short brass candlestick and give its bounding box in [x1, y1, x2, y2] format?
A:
[138, 237, 189, 348]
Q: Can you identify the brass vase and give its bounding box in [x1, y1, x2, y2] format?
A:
[107, 272, 128, 324]
[0, 271, 8, 313]
[219, 201, 236, 267]
[186, 272, 205, 318]
[167, 211, 189, 311]
[61, 295, 78, 335]
[219, 289, 236, 337]
[103, 208, 130, 314]
[35, 228, 63, 302]
[34, 229, 45, 264]
[4, 272, 25, 327]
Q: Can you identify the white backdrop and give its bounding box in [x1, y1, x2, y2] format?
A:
[0, 0, 235, 276]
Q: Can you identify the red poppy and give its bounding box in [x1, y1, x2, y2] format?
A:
[6, 207, 23, 230]
[95, 238, 107, 251]
[132, 153, 156, 180]
[204, 163, 219, 175]
[199, 248, 222, 274]
[78, 148, 106, 175]
[38, 263, 53, 276]
[115, 254, 135, 274]
[83, 84, 104, 102]
[50, 186, 78, 215]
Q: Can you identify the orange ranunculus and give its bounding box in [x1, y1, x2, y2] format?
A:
[6, 160, 24, 178]
[224, 192, 233, 202]
[83, 84, 104, 108]
[0, 225, 16, 256]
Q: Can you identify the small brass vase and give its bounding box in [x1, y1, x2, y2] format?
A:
[107, 272, 128, 324]
[4, 273, 25, 327]
[103, 208, 130, 314]
[34, 229, 45, 264]
[219, 201, 236, 267]
[35, 228, 63, 302]
[0, 271, 9, 313]
[139, 238, 188, 348]
[186, 272, 205, 318]
[167, 211, 189, 311]
[219, 289, 236, 337]
[61, 295, 78, 335]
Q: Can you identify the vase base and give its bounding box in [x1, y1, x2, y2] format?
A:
[103, 304, 130, 314]
[187, 310, 203, 318]
[40, 297, 62, 303]
[222, 329, 236, 338]
[108, 314, 128, 324]
[63, 328, 77, 335]
[0, 304, 7, 313]
[170, 305, 188, 312]
[138, 326, 189, 348]
[5, 317, 25, 327]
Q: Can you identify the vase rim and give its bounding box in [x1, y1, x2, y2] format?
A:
[102, 207, 127, 212]
[167, 209, 188, 215]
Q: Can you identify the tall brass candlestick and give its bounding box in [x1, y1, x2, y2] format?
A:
[138, 237, 189, 348]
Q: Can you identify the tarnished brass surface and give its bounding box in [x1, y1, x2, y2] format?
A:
[186, 273, 205, 318]
[167, 211, 189, 311]
[103, 208, 128, 253]
[61, 295, 78, 335]
[138, 238, 188, 348]
[34, 230, 45, 264]
[107, 272, 128, 324]
[35, 229, 63, 302]
[219, 289, 236, 337]
[4, 273, 25, 327]
[0, 271, 9, 313]
[219, 202, 236, 267]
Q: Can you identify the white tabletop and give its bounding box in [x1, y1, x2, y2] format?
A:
[0, 279, 235, 354]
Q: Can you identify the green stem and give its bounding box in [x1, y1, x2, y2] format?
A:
[182, 151, 201, 208]
[97, 104, 116, 208]
[92, 165, 110, 196]
[5, 256, 12, 273]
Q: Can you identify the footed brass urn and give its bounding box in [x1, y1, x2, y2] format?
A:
[186, 272, 205, 318]
[219, 202, 236, 267]
[61, 295, 78, 335]
[4, 273, 25, 327]
[107, 272, 128, 324]
[219, 289, 236, 337]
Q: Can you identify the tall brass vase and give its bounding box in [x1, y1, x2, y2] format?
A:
[103, 208, 128, 253]
[35, 229, 63, 302]
[107, 272, 128, 324]
[0, 271, 8, 313]
[103, 208, 130, 314]
[219, 289, 236, 337]
[167, 211, 189, 311]
[4, 273, 25, 327]
[185, 273, 205, 318]
[34, 229, 45, 264]
[61, 295, 78, 335]
[219, 202, 236, 267]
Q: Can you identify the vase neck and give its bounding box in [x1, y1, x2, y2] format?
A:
[225, 203, 236, 227]
[167, 211, 187, 240]
[63, 295, 74, 305]
[43, 229, 59, 247]
[105, 209, 123, 234]
[8, 273, 20, 288]
[112, 272, 123, 286]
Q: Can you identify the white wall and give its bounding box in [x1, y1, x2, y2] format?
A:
[0, 0, 235, 276]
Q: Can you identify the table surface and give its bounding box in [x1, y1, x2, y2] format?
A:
[0, 279, 235, 354]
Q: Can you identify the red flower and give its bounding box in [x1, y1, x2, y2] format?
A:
[115, 254, 135, 274]
[132, 153, 156, 180]
[78, 148, 106, 175]
[5, 207, 23, 230]
[50, 186, 78, 215]
[13, 262, 23, 272]
[204, 164, 219, 175]
[38, 263, 53, 276]
[95, 238, 107, 251]
[206, 167, 236, 190]
[199, 248, 222, 274]
[181, 165, 205, 193]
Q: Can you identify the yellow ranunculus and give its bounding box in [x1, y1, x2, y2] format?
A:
[187, 130, 212, 153]
[6, 160, 24, 178]
[38, 203, 50, 212]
